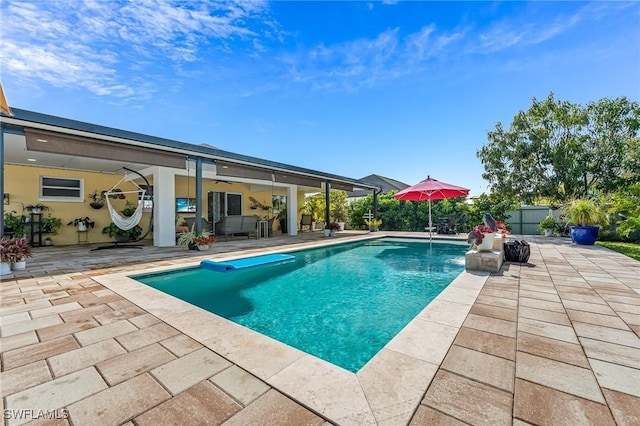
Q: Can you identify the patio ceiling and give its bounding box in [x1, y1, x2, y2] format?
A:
[2, 109, 379, 193]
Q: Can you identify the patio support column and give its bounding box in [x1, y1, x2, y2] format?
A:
[0, 125, 4, 237]
[152, 166, 177, 247]
[195, 157, 203, 233]
[324, 180, 331, 227]
[287, 185, 298, 235]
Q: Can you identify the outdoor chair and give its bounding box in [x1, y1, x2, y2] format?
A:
[300, 214, 313, 232]
[184, 217, 214, 232]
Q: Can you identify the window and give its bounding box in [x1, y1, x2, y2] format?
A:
[40, 176, 83, 202]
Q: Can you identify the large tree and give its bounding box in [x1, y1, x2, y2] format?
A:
[478, 94, 640, 203]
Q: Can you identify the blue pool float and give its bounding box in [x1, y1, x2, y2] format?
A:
[201, 253, 295, 273]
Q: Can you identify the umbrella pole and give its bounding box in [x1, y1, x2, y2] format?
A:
[429, 199, 432, 241]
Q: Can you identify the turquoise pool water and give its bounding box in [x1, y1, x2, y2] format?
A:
[134, 238, 467, 372]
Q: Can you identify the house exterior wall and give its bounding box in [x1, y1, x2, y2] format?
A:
[4, 164, 306, 246]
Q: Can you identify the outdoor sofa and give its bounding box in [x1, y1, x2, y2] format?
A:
[215, 215, 259, 240]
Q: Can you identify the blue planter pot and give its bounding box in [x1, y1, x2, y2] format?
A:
[570, 226, 599, 245]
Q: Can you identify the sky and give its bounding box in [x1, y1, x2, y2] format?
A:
[1, 1, 638, 197]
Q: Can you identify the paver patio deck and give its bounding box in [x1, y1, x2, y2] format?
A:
[1, 232, 638, 425]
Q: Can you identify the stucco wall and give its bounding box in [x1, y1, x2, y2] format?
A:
[4, 164, 304, 245]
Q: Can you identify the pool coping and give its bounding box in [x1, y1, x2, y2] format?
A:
[93, 234, 489, 425]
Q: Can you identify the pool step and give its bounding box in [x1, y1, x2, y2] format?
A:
[200, 253, 295, 272]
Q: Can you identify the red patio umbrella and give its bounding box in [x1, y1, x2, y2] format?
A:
[393, 176, 470, 239]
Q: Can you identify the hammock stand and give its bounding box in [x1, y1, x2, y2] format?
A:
[91, 167, 153, 251]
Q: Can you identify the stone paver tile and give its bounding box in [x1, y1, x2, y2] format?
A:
[480, 288, 518, 300]
[5, 368, 107, 426]
[136, 380, 241, 426]
[514, 379, 615, 426]
[608, 302, 640, 315]
[602, 388, 640, 426]
[453, 327, 516, 360]
[462, 313, 516, 338]
[416, 299, 471, 328]
[21, 416, 70, 425]
[618, 311, 640, 327]
[58, 304, 112, 322]
[519, 289, 561, 302]
[422, 370, 512, 426]
[518, 332, 590, 368]
[158, 333, 203, 357]
[518, 317, 578, 344]
[91, 288, 114, 297]
[580, 337, 640, 369]
[385, 320, 459, 365]
[516, 352, 604, 403]
[0, 301, 51, 317]
[49, 294, 96, 306]
[442, 345, 514, 392]
[469, 303, 517, 322]
[357, 348, 438, 425]
[0, 331, 38, 352]
[567, 309, 631, 330]
[210, 365, 270, 406]
[97, 343, 176, 386]
[127, 313, 161, 329]
[573, 322, 640, 348]
[409, 405, 467, 425]
[475, 294, 517, 309]
[67, 284, 104, 295]
[518, 297, 565, 313]
[116, 322, 179, 351]
[1, 312, 31, 326]
[589, 358, 640, 397]
[36, 318, 98, 342]
[562, 299, 617, 315]
[29, 302, 82, 319]
[222, 389, 325, 426]
[518, 305, 571, 326]
[78, 294, 123, 307]
[0, 361, 52, 397]
[1, 315, 62, 338]
[92, 304, 147, 325]
[3, 335, 80, 370]
[558, 292, 609, 305]
[74, 319, 138, 346]
[151, 347, 231, 395]
[67, 373, 170, 425]
[600, 293, 640, 305]
[48, 339, 127, 377]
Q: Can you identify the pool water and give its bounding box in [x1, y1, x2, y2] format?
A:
[135, 238, 467, 372]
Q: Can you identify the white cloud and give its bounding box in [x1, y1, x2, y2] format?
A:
[0, 0, 274, 100]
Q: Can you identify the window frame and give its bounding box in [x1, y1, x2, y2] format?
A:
[39, 176, 84, 202]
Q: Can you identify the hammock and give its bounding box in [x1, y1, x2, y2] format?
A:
[105, 176, 146, 231]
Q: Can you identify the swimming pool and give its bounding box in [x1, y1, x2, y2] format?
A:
[134, 238, 467, 372]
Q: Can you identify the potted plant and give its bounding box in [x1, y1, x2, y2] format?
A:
[24, 203, 49, 214]
[101, 223, 142, 242]
[327, 221, 341, 237]
[562, 198, 605, 245]
[277, 208, 288, 234]
[68, 217, 95, 232]
[1, 237, 32, 272]
[41, 214, 62, 234]
[538, 215, 558, 237]
[365, 218, 382, 232]
[88, 190, 105, 209]
[3, 210, 28, 238]
[193, 231, 216, 250]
